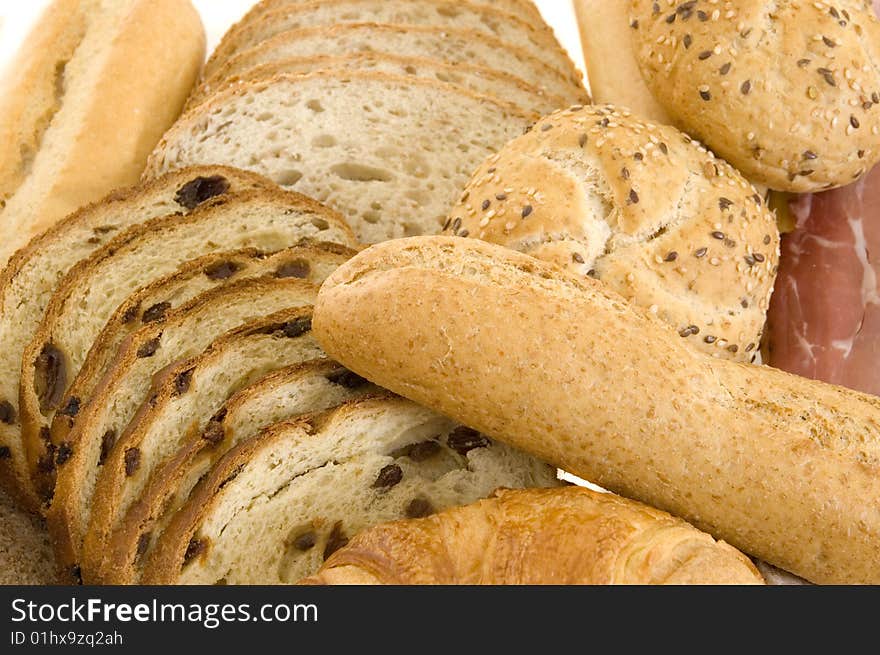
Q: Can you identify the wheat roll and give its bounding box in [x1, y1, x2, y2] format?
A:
[447, 105, 779, 362]
[629, 0, 880, 192]
[314, 236, 880, 585]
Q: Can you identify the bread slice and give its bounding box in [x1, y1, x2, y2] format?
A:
[147, 71, 535, 244]
[20, 190, 356, 505]
[51, 242, 355, 456]
[84, 307, 329, 583]
[203, 24, 587, 106]
[142, 395, 560, 584]
[0, 488, 55, 584]
[0, 0, 205, 264]
[187, 53, 570, 118]
[47, 277, 319, 581]
[105, 359, 379, 584]
[0, 166, 274, 510]
[204, 1, 578, 87]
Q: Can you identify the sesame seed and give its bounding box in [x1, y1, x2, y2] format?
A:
[720, 62, 731, 75]
[698, 50, 713, 60]
[704, 336, 717, 344]
[699, 88, 711, 101]
[823, 36, 836, 48]
[522, 205, 533, 218]
[665, 251, 679, 262]
[741, 80, 752, 95]
[628, 189, 640, 204]
[481, 200, 491, 211]
[851, 115, 861, 129]
[458, 230, 469, 238]
[694, 247, 708, 258]
[572, 253, 585, 264]
[711, 231, 725, 240]
[452, 217, 462, 232]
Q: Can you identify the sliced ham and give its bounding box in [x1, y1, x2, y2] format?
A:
[767, 166, 880, 396]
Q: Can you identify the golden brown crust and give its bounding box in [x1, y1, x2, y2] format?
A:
[630, 0, 880, 192]
[305, 487, 765, 585]
[446, 105, 779, 361]
[313, 236, 880, 584]
[0, 0, 206, 262]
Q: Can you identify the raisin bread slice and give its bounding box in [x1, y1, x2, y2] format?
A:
[84, 308, 328, 583]
[51, 242, 355, 454]
[147, 71, 535, 244]
[187, 53, 570, 117]
[47, 277, 319, 581]
[142, 395, 560, 584]
[106, 360, 379, 584]
[0, 166, 272, 511]
[204, 1, 579, 88]
[20, 190, 356, 505]
[203, 24, 586, 106]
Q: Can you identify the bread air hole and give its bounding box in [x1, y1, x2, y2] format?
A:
[306, 100, 324, 113]
[274, 169, 302, 186]
[312, 134, 337, 148]
[330, 163, 393, 183]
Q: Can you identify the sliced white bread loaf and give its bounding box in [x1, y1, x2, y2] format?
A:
[47, 277, 319, 582]
[147, 71, 535, 244]
[204, 1, 578, 87]
[85, 307, 328, 583]
[20, 190, 356, 506]
[106, 360, 379, 584]
[187, 53, 570, 117]
[203, 24, 587, 105]
[0, 166, 273, 510]
[51, 242, 355, 456]
[142, 395, 560, 584]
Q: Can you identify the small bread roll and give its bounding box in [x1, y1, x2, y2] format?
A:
[629, 0, 880, 192]
[445, 104, 779, 361]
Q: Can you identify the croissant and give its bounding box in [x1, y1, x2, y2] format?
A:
[302, 487, 765, 585]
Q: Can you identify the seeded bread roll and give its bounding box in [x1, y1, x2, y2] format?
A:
[48, 278, 319, 582]
[186, 53, 570, 118]
[105, 360, 380, 584]
[50, 242, 355, 458]
[142, 395, 560, 585]
[0, 0, 205, 264]
[204, 0, 577, 88]
[0, 167, 274, 511]
[446, 105, 780, 362]
[313, 236, 880, 584]
[629, 0, 880, 192]
[305, 487, 764, 585]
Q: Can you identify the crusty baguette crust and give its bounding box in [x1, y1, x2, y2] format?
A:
[104, 359, 378, 584]
[304, 487, 764, 585]
[0, 0, 206, 263]
[186, 53, 572, 117]
[573, 0, 670, 123]
[313, 236, 880, 584]
[0, 166, 274, 511]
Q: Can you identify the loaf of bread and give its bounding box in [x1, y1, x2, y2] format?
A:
[204, 1, 577, 87]
[0, 167, 274, 510]
[304, 487, 765, 585]
[446, 105, 780, 362]
[187, 53, 569, 118]
[313, 236, 880, 584]
[147, 71, 536, 244]
[0, 0, 205, 264]
[573, 0, 671, 123]
[20, 190, 356, 505]
[51, 243, 355, 459]
[142, 395, 560, 585]
[104, 360, 380, 584]
[629, 0, 880, 192]
[83, 307, 327, 583]
[202, 24, 587, 105]
[48, 278, 319, 582]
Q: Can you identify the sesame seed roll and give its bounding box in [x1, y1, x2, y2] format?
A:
[630, 0, 880, 192]
[445, 104, 780, 362]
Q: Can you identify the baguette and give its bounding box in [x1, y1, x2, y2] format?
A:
[304, 487, 764, 585]
[104, 360, 379, 584]
[313, 236, 880, 584]
[0, 0, 205, 264]
[0, 166, 273, 510]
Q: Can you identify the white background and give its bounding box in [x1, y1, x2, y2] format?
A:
[0, 1, 586, 79]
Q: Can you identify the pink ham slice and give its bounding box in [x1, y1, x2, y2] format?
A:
[766, 168, 880, 396]
[766, 1, 880, 396]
